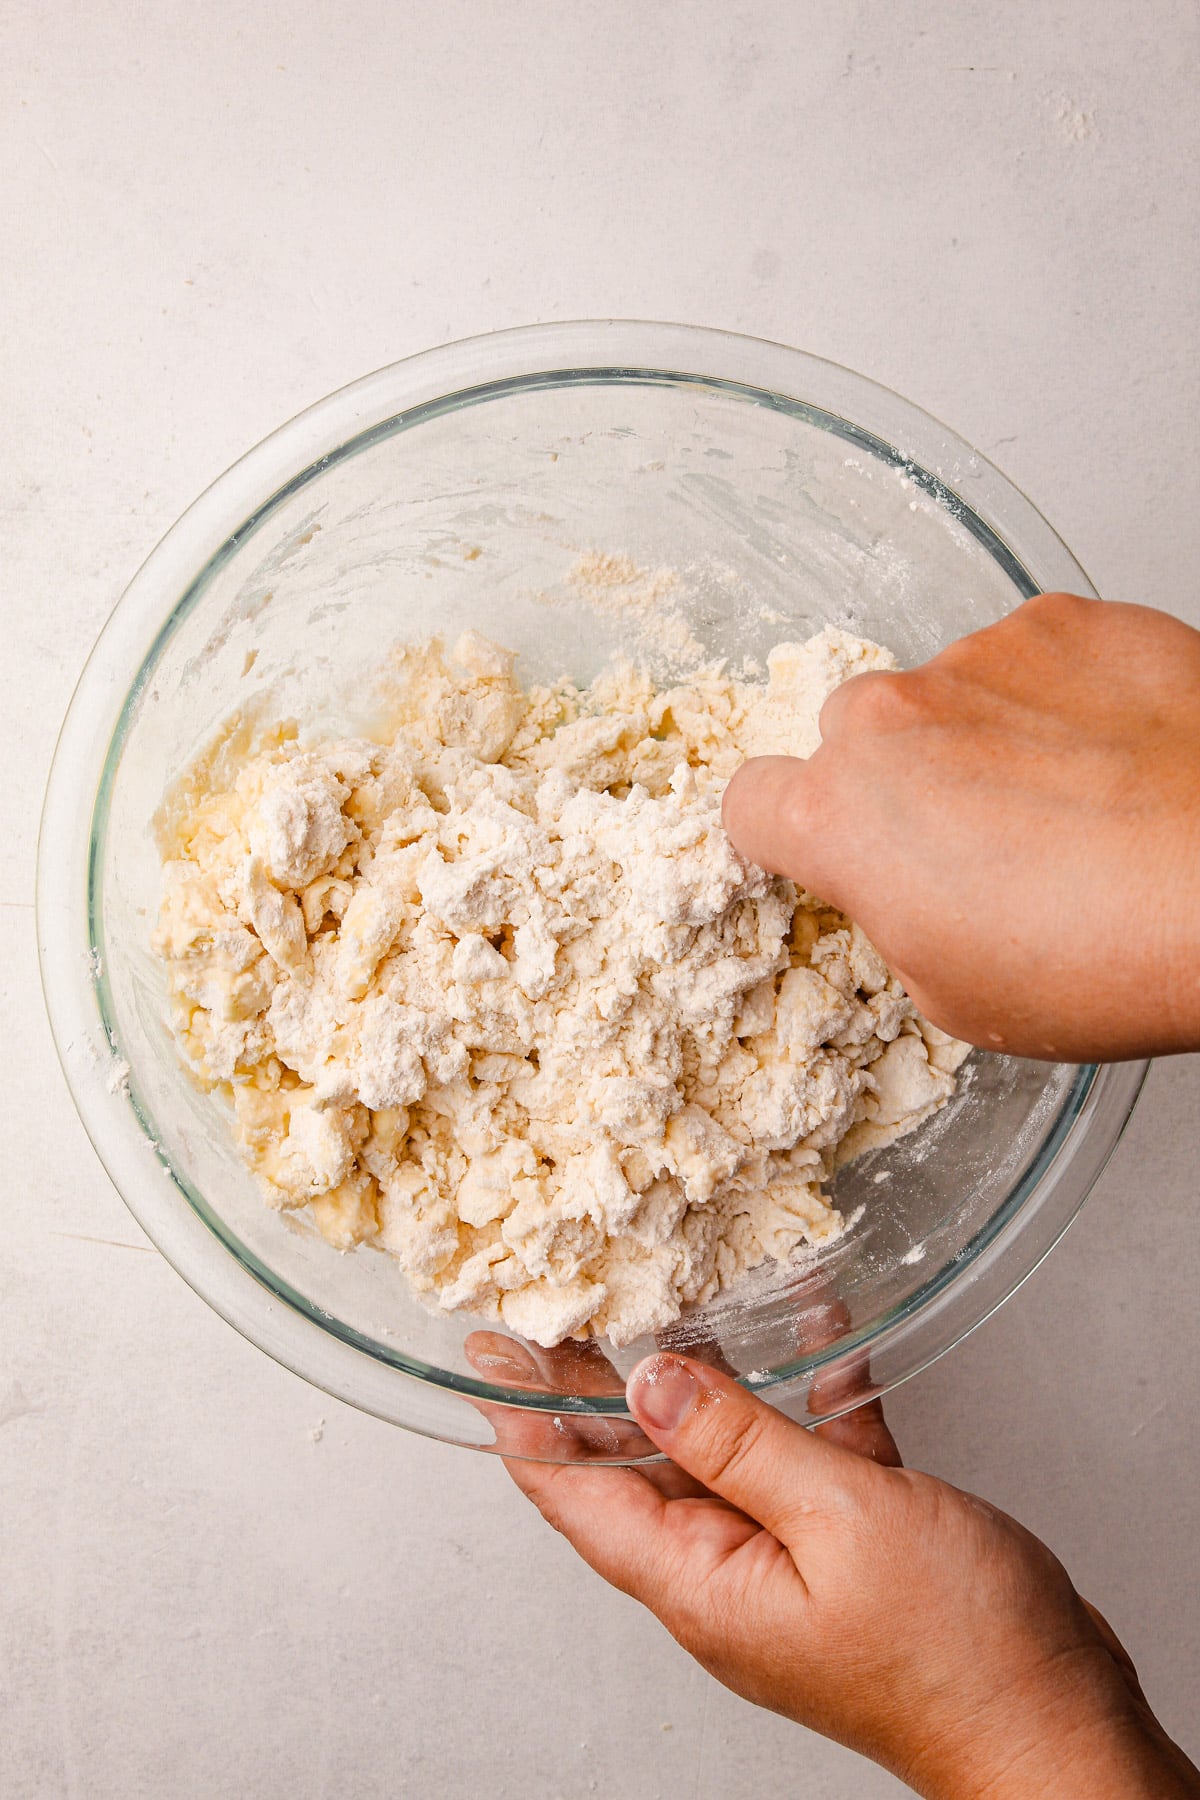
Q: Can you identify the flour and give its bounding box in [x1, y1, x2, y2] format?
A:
[558, 551, 708, 670]
[154, 626, 969, 1347]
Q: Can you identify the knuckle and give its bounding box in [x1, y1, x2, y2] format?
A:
[927, 632, 975, 675]
[699, 1402, 772, 1491]
[820, 669, 919, 738]
[528, 1489, 572, 1540]
[815, 674, 857, 739]
[1019, 590, 1097, 629]
[520, 1465, 585, 1540]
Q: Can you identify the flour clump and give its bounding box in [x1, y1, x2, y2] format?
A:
[154, 627, 968, 1347]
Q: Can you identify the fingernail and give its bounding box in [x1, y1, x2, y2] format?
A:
[627, 1355, 700, 1432]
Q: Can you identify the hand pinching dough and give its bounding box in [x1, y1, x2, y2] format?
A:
[154, 627, 969, 1347]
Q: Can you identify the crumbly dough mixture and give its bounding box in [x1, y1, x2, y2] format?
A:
[154, 627, 968, 1347]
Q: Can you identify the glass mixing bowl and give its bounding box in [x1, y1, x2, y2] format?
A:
[38, 322, 1146, 1461]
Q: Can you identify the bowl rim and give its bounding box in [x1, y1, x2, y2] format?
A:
[36, 319, 1150, 1455]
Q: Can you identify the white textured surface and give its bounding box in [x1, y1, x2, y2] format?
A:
[3, 3, 1198, 1794]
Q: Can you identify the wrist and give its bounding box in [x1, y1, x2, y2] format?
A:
[905, 1676, 1193, 1800]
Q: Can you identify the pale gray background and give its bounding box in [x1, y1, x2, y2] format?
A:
[3, 3, 1198, 1795]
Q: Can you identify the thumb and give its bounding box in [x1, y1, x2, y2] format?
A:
[626, 1355, 878, 1541]
[722, 754, 842, 902]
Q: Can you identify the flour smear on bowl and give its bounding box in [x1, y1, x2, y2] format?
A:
[152, 622, 968, 1347]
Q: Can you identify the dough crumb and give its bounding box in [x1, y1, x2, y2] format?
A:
[154, 626, 968, 1347]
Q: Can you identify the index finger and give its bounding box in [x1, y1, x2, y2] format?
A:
[721, 753, 841, 902]
[464, 1330, 656, 1463]
[791, 1286, 902, 1467]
